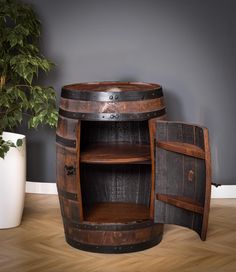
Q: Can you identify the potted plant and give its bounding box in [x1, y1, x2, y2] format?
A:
[0, 0, 58, 228]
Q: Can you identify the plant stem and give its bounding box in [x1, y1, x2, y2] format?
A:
[0, 75, 6, 89]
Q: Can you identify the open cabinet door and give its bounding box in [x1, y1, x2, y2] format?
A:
[153, 121, 211, 240]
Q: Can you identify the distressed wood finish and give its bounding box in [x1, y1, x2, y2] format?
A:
[80, 143, 151, 164]
[148, 116, 168, 219]
[56, 117, 83, 223]
[59, 81, 166, 121]
[80, 164, 151, 206]
[152, 121, 211, 240]
[60, 97, 165, 113]
[156, 141, 205, 159]
[56, 81, 166, 253]
[65, 221, 164, 253]
[83, 202, 149, 222]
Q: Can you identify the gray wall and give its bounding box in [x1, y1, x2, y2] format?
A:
[21, 0, 236, 185]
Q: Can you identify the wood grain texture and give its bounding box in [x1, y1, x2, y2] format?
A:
[56, 82, 167, 252]
[60, 97, 165, 113]
[80, 164, 151, 206]
[60, 81, 165, 122]
[148, 115, 168, 219]
[156, 194, 204, 214]
[157, 141, 205, 159]
[201, 128, 212, 240]
[153, 121, 211, 240]
[62, 81, 162, 91]
[83, 202, 150, 223]
[0, 194, 235, 272]
[80, 143, 151, 164]
[80, 120, 150, 145]
[56, 118, 83, 223]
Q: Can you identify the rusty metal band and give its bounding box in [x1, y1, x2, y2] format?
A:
[65, 235, 163, 254]
[56, 134, 76, 148]
[61, 87, 163, 102]
[59, 108, 166, 121]
[58, 189, 78, 201]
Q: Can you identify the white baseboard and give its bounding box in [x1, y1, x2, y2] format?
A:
[26, 181, 57, 194]
[211, 185, 236, 198]
[26, 182, 236, 198]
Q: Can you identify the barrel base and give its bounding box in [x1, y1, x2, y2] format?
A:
[64, 221, 164, 254]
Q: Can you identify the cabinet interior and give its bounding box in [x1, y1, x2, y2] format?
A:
[79, 120, 152, 223]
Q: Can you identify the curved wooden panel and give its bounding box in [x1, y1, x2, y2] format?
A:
[80, 143, 151, 164]
[59, 97, 165, 113]
[59, 81, 165, 121]
[65, 221, 163, 253]
[56, 121, 84, 223]
[56, 81, 167, 253]
[62, 81, 162, 102]
[153, 121, 211, 241]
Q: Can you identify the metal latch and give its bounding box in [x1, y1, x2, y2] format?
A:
[64, 165, 76, 176]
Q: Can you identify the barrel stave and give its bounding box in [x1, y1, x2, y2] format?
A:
[56, 82, 166, 253]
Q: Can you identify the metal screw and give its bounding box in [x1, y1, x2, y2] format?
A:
[109, 95, 113, 100]
[115, 95, 119, 100]
[110, 114, 115, 119]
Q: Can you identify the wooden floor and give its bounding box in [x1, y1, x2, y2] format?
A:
[0, 194, 236, 272]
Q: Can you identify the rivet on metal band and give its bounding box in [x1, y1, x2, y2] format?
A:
[61, 87, 163, 102]
[59, 108, 166, 121]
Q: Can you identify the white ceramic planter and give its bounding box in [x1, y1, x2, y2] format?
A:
[0, 132, 26, 229]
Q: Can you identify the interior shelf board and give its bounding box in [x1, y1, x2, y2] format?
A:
[83, 202, 150, 223]
[80, 143, 151, 164]
[157, 141, 205, 160]
[156, 193, 204, 214]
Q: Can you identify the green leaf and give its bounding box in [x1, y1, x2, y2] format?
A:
[16, 138, 23, 146]
[0, 0, 58, 157]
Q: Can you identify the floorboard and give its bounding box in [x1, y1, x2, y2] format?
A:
[0, 194, 236, 272]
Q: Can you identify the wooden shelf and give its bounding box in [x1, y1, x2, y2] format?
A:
[157, 141, 205, 160]
[83, 202, 150, 223]
[156, 194, 204, 214]
[80, 143, 151, 164]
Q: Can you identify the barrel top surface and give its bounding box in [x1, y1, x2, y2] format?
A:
[59, 81, 165, 121]
[62, 81, 161, 92]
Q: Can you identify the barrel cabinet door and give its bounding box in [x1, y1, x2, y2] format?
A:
[154, 121, 211, 240]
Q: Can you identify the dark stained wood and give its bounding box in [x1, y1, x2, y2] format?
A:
[157, 141, 205, 159]
[75, 121, 84, 221]
[83, 202, 150, 223]
[59, 196, 82, 222]
[56, 116, 83, 223]
[60, 97, 165, 113]
[80, 164, 151, 206]
[59, 81, 165, 122]
[66, 222, 163, 253]
[81, 120, 150, 145]
[70, 223, 162, 246]
[201, 128, 212, 240]
[56, 81, 166, 253]
[148, 116, 168, 219]
[80, 143, 151, 164]
[62, 81, 161, 92]
[56, 116, 78, 142]
[153, 121, 211, 241]
[156, 194, 204, 214]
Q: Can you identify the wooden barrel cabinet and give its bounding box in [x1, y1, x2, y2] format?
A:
[56, 82, 211, 253]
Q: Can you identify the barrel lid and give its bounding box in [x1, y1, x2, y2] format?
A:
[62, 81, 161, 92]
